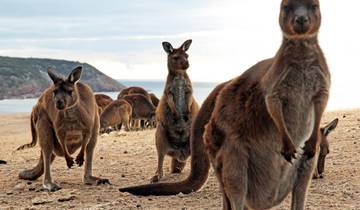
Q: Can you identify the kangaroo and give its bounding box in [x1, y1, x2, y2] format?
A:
[123, 94, 156, 130]
[122, 1, 330, 209]
[314, 118, 338, 179]
[118, 86, 152, 103]
[119, 71, 334, 196]
[203, 0, 330, 209]
[95, 94, 113, 113]
[17, 67, 109, 192]
[147, 40, 199, 183]
[100, 99, 132, 132]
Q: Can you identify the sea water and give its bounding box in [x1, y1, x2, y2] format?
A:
[0, 80, 219, 114]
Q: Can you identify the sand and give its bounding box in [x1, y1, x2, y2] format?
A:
[0, 110, 359, 209]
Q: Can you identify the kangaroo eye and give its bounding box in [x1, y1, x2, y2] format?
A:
[312, 4, 319, 10]
[283, 5, 290, 12]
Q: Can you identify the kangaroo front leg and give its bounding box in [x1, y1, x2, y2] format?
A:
[265, 94, 296, 163]
[56, 132, 74, 168]
[83, 133, 110, 185]
[75, 132, 90, 167]
[167, 94, 179, 118]
[303, 91, 329, 159]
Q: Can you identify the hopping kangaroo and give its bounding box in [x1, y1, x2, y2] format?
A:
[17, 67, 109, 191]
[121, 1, 331, 209]
[150, 40, 199, 183]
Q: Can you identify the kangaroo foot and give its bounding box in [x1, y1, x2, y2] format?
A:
[43, 182, 61, 192]
[150, 173, 163, 183]
[84, 176, 111, 185]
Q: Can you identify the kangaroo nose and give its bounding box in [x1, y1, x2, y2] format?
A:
[295, 16, 309, 25]
[56, 100, 65, 109]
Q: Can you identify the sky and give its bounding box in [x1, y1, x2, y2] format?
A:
[0, 0, 359, 110]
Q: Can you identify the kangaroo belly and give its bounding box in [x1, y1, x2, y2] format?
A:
[246, 109, 315, 209]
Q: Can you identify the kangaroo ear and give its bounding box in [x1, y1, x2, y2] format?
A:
[47, 69, 61, 84]
[162, 42, 174, 54]
[322, 118, 339, 136]
[68, 66, 83, 84]
[181, 39, 192, 52]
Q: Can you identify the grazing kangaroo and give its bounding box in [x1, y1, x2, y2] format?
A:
[122, 1, 330, 209]
[118, 86, 152, 103]
[314, 118, 338, 179]
[17, 67, 109, 191]
[148, 39, 199, 183]
[123, 94, 156, 130]
[100, 99, 132, 132]
[95, 94, 113, 113]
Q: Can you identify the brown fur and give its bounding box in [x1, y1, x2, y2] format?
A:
[122, 94, 156, 130]
[95, 94, 113, 113]
[17, 67, 109, 191]
[122, 0, 332, 208]
[149, 93, 160, 107]
[314, 118, 338, 179]
[148, 40, 199, 183]
[204, 0, 329, 209]
[100, 99, 132, 132]
[117, 86, 152, 102]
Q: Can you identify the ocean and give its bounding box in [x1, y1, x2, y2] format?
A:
[0, 80, 219, 114]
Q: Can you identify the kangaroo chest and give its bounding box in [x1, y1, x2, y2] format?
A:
[55, 107, 90, 143]
[168, 76, 191, 117]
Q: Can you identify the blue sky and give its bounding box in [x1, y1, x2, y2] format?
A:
[0, 0, 360, 110]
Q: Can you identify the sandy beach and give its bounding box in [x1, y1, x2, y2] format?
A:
[0, 110, 359, 209]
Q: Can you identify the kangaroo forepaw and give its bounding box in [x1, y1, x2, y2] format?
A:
[302, 144, 316, 159]
[281, 146, 297, 163]
[65, 156, 75, 169]
[75, 154, 84, 167]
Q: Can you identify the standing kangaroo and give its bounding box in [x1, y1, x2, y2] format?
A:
[204, 0, 330, 209]
[17, 67, 109, 191]
[149, 40, 199, 183]
[121, 1, 330, 209]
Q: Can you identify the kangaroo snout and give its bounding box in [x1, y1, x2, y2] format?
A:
[56, 100, 65, 110]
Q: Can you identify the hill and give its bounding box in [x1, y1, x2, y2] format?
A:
[0, 56, 125, 99]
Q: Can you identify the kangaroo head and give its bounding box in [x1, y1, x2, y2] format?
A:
[279, 0, 321, 39]
[47, 66, 82, 110]
[162, 39, 192, 74]
[316, 118, 338, 178]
